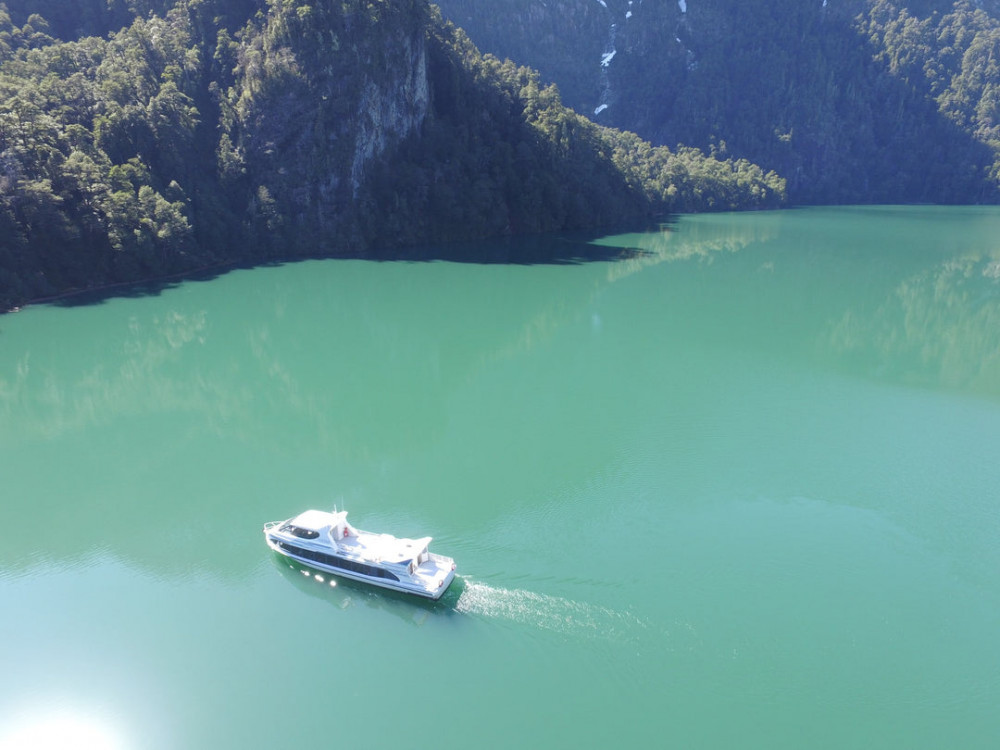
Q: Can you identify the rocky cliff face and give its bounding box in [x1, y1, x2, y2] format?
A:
[433, 0, 608, 113]
[223, 0, 433, 251]
[351, 28, 429, 196]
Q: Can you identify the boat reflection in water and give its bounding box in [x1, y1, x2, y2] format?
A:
[270, 554, 465, 626]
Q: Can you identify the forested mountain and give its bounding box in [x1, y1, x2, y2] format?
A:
[0, 0, 784, 312]
[434, 0, 1000, 204]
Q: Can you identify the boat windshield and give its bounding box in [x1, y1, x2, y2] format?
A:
[279, 523, 319, 540]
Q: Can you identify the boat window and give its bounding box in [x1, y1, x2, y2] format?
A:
[280, 524, 319, 540]
[277, 542, 400, 582]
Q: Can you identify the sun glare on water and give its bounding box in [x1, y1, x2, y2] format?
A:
[0, 709, 126, 750]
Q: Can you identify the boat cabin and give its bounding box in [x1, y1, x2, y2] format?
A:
[281, 510, 432, 569]
[281, 509, 351, 540]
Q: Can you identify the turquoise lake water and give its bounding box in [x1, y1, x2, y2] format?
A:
[1, 206, 999, 748]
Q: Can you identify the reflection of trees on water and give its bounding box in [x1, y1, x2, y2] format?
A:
[0, 217, 774, 453]
[597, 212, 781, 284]
[1, 310, 214, 440]
[631, 207, 1000, 402]
[0, 257, 630, 579]
[0, 276, 480, 455]
[827, 251, 1000, 399]
[482, 215, 779, 366]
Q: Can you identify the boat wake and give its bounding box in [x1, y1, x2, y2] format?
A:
[453, 578, 648, 642]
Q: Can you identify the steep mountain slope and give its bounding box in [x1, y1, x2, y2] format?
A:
[0, 0, 784, 311]
[433, 0, 1000, 203]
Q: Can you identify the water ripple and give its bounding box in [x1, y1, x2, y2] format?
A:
[453, 578, 649, 642]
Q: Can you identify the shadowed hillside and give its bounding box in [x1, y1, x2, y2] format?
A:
[433, 0, 1000, 204]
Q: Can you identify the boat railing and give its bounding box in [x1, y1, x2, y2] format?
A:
[263, 520, 282, 532]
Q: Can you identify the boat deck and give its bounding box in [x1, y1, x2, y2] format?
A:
[338, 530, 429, 565]
[339, 531, 453, 591]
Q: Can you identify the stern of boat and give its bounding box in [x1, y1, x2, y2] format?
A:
[426, 554, 457, 600]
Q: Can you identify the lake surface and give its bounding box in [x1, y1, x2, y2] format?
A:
[2, 206, 999, 749]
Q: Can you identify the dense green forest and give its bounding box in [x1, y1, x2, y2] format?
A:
[0, 0, 784, 311]
[434, 0, 1000, 204]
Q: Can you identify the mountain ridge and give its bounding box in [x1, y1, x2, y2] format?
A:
[433, 0, 1000, 204]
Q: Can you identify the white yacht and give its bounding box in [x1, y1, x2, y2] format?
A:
[263, 509, 456, 600]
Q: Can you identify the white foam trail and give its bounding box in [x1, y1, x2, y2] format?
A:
[454, 579, 648, 641]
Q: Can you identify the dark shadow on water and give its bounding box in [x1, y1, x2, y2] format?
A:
[270, 552, 465, 625]
[44, 259, 282, 310]
[40, 221, 672, 311]
[364, 223, 670, 265]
